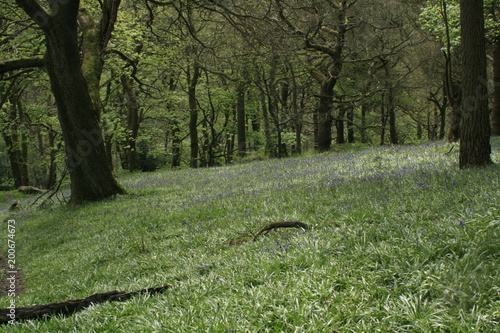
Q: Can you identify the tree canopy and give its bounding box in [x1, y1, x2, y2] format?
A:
[0, 0, 495, 201]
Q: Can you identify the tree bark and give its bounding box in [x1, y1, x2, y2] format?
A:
[15, 97, 29, 185]
[236, 82, 246, 157]
[0, 57, 44, 74]
[170, 119, 182, 168]
[347, 105, 355, 143]
[360, 102, 368, 143]
[385, 66, 398, 145]
[305, 2, 347, 152]
[388, 106, 398, 145]
[492, 39, 500, 136]
[46, 128, 58, 189]
[15, 0, 124, 204]
[78, 8, 104, 116]
[188, 63, 200, 168]
[316, 79, 335, 151]
[459, 0, 492, 168]
[335, 101, 345, 144]
[78, 0, 121, 117]
[439, 90, 447, 140]
[380, 93, 387, 145]
[442, 0, 462, 142]
[2, 93, 29, 188]
[120, 75, 140, 172]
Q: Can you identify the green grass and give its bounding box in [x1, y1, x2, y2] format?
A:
[1, 140, 500, 332]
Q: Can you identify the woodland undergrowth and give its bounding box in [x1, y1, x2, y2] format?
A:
[1, 140, 499, 332]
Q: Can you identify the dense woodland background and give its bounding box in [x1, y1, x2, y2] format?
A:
[0, 0, 498, 197]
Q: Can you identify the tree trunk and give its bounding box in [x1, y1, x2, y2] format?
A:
[46, 128, 58, 189]
[78, 0, 121, 118]
[380, 93, 387, 145]
[442, 0, 462, 142]
[335, 102, 345, 144]
[226, 131, 235, 165]
[2, 129, 28, 188]
[492, 39, 500, 136]
[427, 89, 448, 140]
[78, 8, 104, 117]
[443, 53, 461, 142]
[15, 0, 124, 204]
[459, 0, 492, 168]
[16, 97, 30, 185]
[305, 2, 347, 152]
[316, 79, 335, 151]
[384, 66, 398, 145]
[439, 91, 447, 140]
[313, 112, 319, 150]
[121, 75, 140, 172]
[446, 84, 462, 142]
[236, 82, 246, 157]
[291, 75, 302, 154]
[250, 113, 260, 151]
[360, 102, 368, 143]
[13, 0, 125, 204]
[388, 106, 398, 144]
[188, 63, 200, 168]
[347, 105, 355, 143]
[2, 93, 29, 188]
[170, 119, 181, 168]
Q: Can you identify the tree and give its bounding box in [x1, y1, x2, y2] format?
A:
[274, 0, 354, 152]
[1, 80, 29, 188]
[120, 74, 141, 171]
[13, 0, 124, 204]
[488, 1, 500, 136]
[459, 0, 492, 168]
[421, 0, 500, 138]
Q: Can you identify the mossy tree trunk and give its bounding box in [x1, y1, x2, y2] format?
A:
[15, 0, 124, 205]
[121, 74, 140, 172]
[78, 0, 121, 117]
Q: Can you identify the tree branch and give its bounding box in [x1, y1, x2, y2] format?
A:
[100, 0, 122, 49]
[0, 57, 45, 74]
[14, 0, 49, 28]
[0, 285, 170, 324]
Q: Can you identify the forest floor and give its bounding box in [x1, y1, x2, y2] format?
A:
[1, 139, 500, 332]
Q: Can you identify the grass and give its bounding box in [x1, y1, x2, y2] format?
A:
[1, 139, 500, 332]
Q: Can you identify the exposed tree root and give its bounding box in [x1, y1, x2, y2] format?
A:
[0, 285, 170, 324]
[253, 221, 310, 241]
[229, 221, 310, 245]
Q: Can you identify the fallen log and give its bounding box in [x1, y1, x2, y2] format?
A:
[0, 285, 170, 324]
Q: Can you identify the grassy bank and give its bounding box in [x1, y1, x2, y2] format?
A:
[1, 140, 500, 332]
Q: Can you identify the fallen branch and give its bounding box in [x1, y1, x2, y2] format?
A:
[444, 144, 455, 156]
[253, 221, 310, 241]
[0, 285, 170, 324]
[229, 221, 311, 245]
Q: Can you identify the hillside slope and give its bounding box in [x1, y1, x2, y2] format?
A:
[1, 141, 499, 332]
